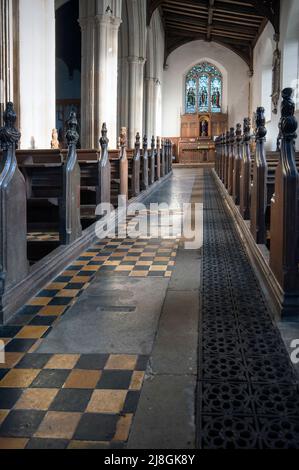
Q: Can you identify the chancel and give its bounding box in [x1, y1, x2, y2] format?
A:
[0, 0, 299, 452]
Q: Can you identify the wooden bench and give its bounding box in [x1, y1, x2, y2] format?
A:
[16, 112, 82, 263]
[61, 123, 111, 228]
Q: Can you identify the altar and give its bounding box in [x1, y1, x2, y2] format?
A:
[178, 112, 228, 164]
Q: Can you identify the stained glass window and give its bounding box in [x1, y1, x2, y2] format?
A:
[186, 79, 197, 114]
[185, 62, 222, 114]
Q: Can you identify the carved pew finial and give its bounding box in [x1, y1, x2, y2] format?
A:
[135, 132, 141, 150]
[143, 135, 148, 148]
[66, 111, 79, 146]
[280, 88, 298, 141]
[269, 88, 299, 307]
[255, 107, 267, 141]
[100, 122, 109, 147]
[243, 117, 251, 142]
[0, 102, 21, 149]
[236, 123, 242, 143]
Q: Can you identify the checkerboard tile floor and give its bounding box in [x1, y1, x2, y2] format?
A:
[0, 353, 148, 449]
[27, 233, 60, 242]
[0, 230, 179, 448]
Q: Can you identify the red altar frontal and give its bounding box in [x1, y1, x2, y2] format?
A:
[178, 112, 228, 164]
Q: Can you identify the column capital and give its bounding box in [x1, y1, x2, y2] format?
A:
[127, 56, 145, 65]
[95, 14, 110, 26]
[78, 16, 95, 31]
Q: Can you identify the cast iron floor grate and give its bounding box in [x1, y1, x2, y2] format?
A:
[197, 170, 299, 449]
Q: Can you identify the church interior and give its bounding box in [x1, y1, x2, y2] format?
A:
[0, 0, 299, 451]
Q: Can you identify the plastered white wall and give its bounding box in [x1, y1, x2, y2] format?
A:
[252, 0, 299, 150]
[162, 40, 249, 137]
[19, 0, 56, 149]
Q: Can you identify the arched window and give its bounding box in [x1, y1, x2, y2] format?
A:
[185, 62, 223, 114]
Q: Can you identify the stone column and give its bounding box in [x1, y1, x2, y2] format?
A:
[145, 77, 155, 138]
[0, 0, 14, 126]
[93, 14, 121, 149]
[18, 0, 56, 149]
[128, 56, 145, 147]
[79, 16, 95, 149]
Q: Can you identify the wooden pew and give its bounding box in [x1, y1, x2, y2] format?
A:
[109, 127, 128, 206]
[239, 118, 252, 220]
[156, 137, 161, 180]
[127, 133, 141, 198]
[160, 139, 166, 177]
[224, 131, 230, 189]
[149, 136, 156, 185]
[140, 135, 149, 191]
[250, 107, 268, 244]
[227, 127, 235, 195]
[270, 87, 299, 311]
[62, 123, 111, 227]
[17, 112, 82, 262]
[0, 102, 28, 298]
[232, 123, 242, 205]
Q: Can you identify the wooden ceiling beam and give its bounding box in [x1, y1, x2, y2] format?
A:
[166, 24, 256, 40]
[163, 6, 207, 20]
[165, 13, 257, 36]
[207, 0, 215, 41]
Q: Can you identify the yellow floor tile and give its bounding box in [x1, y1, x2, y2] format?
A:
[56, 289, 80, 298]
[28, 297, 51, 306]
[105, 355, 137, 370]
[16, 326, 49, 339]
[165, 271, 172, 278]
[115, 266, 132, 272]
[0, 410, 9, 426]
[62, 271, 78, 277]
[140, 252, 156, 257]
[14, 388, 58, 410]
[0, 369, 40, 388]
[35, 412, 81, 440]
[64, 370, 101, 389]
[136, 261, 153, 266]
[38, 306, 67, 316]
[123, 257, 139, 261]
[129, 371, 145, 391]
[103, 261, 121, 266]
[71, 276, 91, 283]
[113, 414, 133, 442]
[149, 266, 167, 271]
[0, 352, 24, 369]
[46, 283, 68, 290]
[45, 354, 80, 370]
[87, 390, 127, 414]
[80, 266, 99, 272]
[154, 257, 170, 262]
[0, 438, 29, 449]
[0, 338, 11, 346]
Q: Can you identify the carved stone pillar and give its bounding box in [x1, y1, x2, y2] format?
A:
[79, 16, 95, 148]
[127, 56, 145, 148]
[93, 14, 121, 149]
[0, 0, 14, 126]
